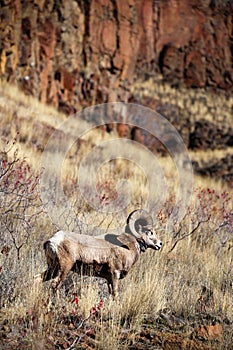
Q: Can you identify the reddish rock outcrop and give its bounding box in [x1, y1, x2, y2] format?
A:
[196, 324, 223, 341]
[0, 0, 232, 114]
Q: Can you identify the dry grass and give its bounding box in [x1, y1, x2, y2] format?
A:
[0, 82, 232, 349]
[133, 77, 233, 128]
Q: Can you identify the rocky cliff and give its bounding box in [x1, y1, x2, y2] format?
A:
[1, 0, 233, 112]
[0, 0, 233, 183]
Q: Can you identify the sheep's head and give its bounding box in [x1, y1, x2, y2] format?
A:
[127, 209, 162, 252]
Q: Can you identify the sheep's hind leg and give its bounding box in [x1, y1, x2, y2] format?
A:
[42, 265, 59, 282]
[52, 262, 73, 290]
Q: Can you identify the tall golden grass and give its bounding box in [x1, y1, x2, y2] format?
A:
[0, 82, 232, 349]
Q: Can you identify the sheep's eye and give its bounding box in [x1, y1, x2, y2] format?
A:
[146, 230, 153, 236]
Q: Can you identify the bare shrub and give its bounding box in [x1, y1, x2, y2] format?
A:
[0, 146, 42, 259]
[156, 188, 233, 254]
[0, 143, 42, 306]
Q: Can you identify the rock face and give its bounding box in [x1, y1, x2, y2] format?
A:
[193, 154, 233, 184]
[1, 0, 233, 183]
[189, 119, 233, 150]
[0, 0, 233, 114]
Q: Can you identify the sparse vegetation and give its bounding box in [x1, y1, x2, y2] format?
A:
[0, 83, 232, 349]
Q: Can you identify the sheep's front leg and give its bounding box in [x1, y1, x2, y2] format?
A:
[111, 271, 120, 297]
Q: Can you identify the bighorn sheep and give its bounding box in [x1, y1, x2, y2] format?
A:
[39, 210, 162, 296]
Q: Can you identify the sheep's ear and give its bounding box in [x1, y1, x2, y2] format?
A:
[117, 234, 136, 250]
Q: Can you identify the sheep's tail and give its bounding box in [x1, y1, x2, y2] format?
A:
[43, 240, 58, 261]
[42, 240, 59, 281]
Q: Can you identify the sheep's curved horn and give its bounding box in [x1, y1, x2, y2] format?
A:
[127, 209, 153, 238]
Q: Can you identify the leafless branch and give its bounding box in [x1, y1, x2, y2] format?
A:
[168, 217, 210, 253]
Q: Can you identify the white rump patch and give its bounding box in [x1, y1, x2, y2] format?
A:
[49, 230, 65, 252]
